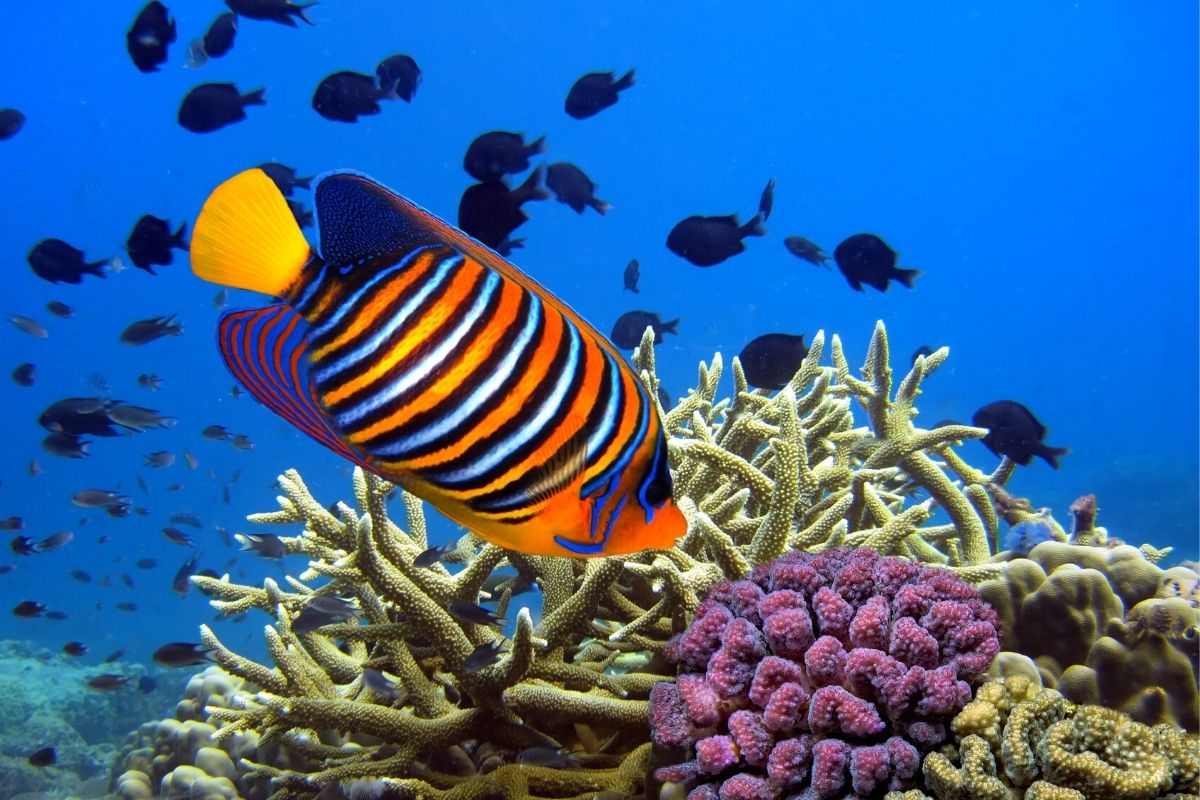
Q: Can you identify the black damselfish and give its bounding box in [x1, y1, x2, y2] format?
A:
[565, 70, 635, 119]
[127, 2, 176, 73]
[972, 400, 1070, 469]
[178, 83, 265, 133]
[832, 233, 920, 292]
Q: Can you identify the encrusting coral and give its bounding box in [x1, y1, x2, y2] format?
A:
[106, 321, 1198, 798]
[914, 676, 1200, 800]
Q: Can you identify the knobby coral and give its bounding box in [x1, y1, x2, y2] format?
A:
[650, 547, 999, 799]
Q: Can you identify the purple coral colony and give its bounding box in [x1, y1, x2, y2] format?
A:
[651, 548, 999, 799]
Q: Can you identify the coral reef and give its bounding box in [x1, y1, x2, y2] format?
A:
[979, 539, 1200, 731]
[916, 676, 1200, 800]
[650, 547, 999, 798]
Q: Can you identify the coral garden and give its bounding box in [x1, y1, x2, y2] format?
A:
[105, 323, 1199, 800]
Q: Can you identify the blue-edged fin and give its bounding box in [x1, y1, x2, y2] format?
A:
[313, 172, 428, 270]
[217, 305, 367, 470]
[192, 168, 311, 297]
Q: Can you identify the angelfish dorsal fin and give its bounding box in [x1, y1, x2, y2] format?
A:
[313, 171, 427, 270]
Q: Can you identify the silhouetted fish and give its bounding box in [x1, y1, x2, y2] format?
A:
[464, 131, 546, 182]
[28, 239, 107, 284]
[0, 108, 24, 140]
[153, 642, 213, 668]
[46, 301, 73, 319]
[623, 259, 640, 293]
[178, 83, 265, 133]
[127, 215, 188, 274]
[376, 54, 421, 102]
[204, 12, 238, 58]
[610, 311, 678, 349]
[667, 213, 765, 267]
[832, 234, 920, 292]
[313, 71, 390, 122]
[259, 162, 311, 196]
[565, 69, 634, 119]
[546, 162, 611, 215]
[127, 2, 176, 73]
[758, 179, 776, 221]
[784, 236, 829, 268]
[226, 0, 315, 26]
[292, 595, 358, 633]
[120, 314, 184, 345]
[458, 169, 549, 252]
[973, 400, 1070, 469]
[738, 333, 808, 391]
[12, 363, 35, 387]
[9, 316, 47, 338]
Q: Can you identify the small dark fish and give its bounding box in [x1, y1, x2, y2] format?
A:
[458, 169, 549, 251]
[46, 301, 74, 319]
[292, 594, 358, 633]
[462, 640, 506, 673]
[667, 213, 765, 267]
[45, 610, 68, 620]
[106, 502, 134, 518]
[832, 234, 921, 292]
[11, 536, 37, 555]
[202, 424, 231, 440]
[138, 373, 165, 391]
[183, 450, 199, 469]
[448, 601, 504, 628]
[63, 641, 87, 657]
[0, 108, 25, 140]
[169, 512, 203, 528]
[229, 384, 242, 400]
[43, 432, 90, 459]
[28, 239, 107, 285]
[103, 648, 125, 663]
[784, 236, 830, 268]
[172, 551, 200, 595]
[87, 673, 131, 691]
[565, 69, 635, 119]
[108, 403, 176, 431]
[288, 199, 314, 229]
[463, 131, 546, 182]
[28, 747, 56, 767]
[258, 162, 312, 197]
[622, 259, 639, 293]
[71, 489, 130, 509]
[0, 566, 13, 575]
[361, 667, 406, 702]
[214, 289, 229, 309]
[758, 179, 776, 222]
[116, 602, 138, 612]
[910, 345, 935, 365]
[10, 315, 48, 338]
[166, 483, 184, 492]
[225, 0, 315, 27]
[738, 333, 808, 391]
[376, 54, 422, 102]
[13, 600, 46, 618]
[162, 527, 195, 547]
[127, 1, 176, 73]
[313, 71, 391, 123]
[413, 542, 452, 568]
[127, 215, 188, 274]
[972, 400, 1070, 469]
[546, 162, 611, 215]
[144, 450, 175, 468]
[12, 363, 35, 387]
[153, 642, 213, 668]
[516, 746, 584, 769]
[136, 558, 158, 569]
[240, 533, 286, 559]
[69, 569, 92, 584]
[36, 531, 73, 552]
[230, 434, 254, 450]
[178, 83, 265, 133]
[0, 517, 23, 531]
[120, 314, 184, 345]
[610, 311, 678, 349]
[138, 675, 158, 693]
[203, 12, 238, 58]
[40, 397, 113, 434]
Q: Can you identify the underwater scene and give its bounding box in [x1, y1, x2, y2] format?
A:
[0, 1, 1197, 798]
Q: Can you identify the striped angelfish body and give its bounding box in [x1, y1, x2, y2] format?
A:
[192, 169, 685, 557]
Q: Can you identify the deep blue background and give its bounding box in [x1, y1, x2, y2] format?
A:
[0, 2, 1194, 667]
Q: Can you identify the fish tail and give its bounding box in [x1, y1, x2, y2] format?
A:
[662, 317, 680, 336]
[740, 214, 767, 238]
[172, 221, 189, 249]
[241, 87, 267, 107]
[615, 69, 636, 91]
[895, 268, 922, 289]
[191, 168, 311, 296]
[1036, 445, 1071, 470]
[297, 2, 318, 25]
[527, 135, 547, 155]
[590, 196, 613, 215]
[85, 259, 109, 278]
[515, 166, 550, 203]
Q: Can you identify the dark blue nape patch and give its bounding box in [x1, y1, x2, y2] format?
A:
[312, 171, 424, 270]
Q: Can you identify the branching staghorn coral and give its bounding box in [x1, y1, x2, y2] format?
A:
[118, 321, 1041, 799]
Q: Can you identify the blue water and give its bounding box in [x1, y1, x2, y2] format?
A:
[0, 1, 1194, 670]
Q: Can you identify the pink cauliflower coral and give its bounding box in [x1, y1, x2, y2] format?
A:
[651, 547, 999, 800]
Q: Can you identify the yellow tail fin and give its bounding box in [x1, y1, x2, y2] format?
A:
[191, 168, 311, 297]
